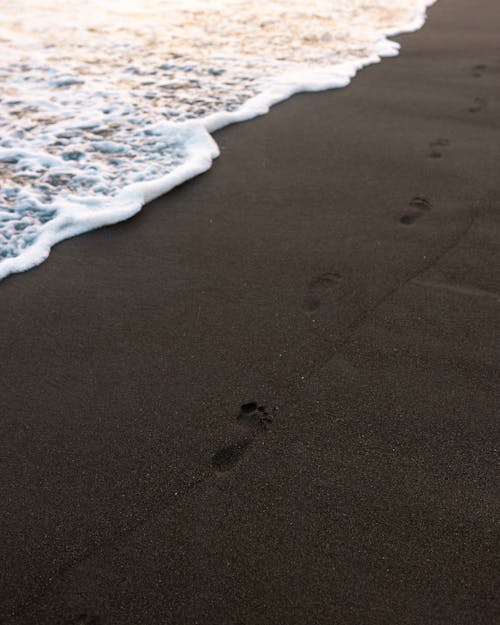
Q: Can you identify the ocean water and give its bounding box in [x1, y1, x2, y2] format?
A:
[0, 0, 436, 280]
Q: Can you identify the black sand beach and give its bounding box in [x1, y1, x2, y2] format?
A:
[1, 0, 499, 623]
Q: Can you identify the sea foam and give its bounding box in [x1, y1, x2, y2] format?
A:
[0, 0, 437, 280]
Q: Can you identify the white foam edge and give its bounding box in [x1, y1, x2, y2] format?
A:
[0, 0, 437, 281]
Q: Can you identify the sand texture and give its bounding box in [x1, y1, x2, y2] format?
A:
[0, 0, 499, 623]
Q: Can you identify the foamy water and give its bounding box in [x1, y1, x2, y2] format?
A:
[0, 0, 436, 280]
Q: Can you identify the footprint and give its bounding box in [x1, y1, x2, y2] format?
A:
[472, 64, 487, 78]
[211, 439, 252, 471]
[309, 271, 342, 290]
[302, 271, 341, 315]
[302, 293, 321, 315]
[428, 138, 450, 159]
[409, 196, 432, 210]
[400, 212, 421, 225]
[400, 197, 432, 225]
[469, 97, 487, 113]
[430, 138, 450, 147]
[238, 402, 273, 431]
[211, 403, 275, 472]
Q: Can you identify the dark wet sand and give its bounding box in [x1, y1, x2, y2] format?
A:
[1, 0, 499, 623]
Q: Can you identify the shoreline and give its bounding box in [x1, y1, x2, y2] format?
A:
[1, 0, 499, 623]
[0, 1, 437, 282]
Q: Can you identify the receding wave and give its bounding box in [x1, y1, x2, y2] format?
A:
[0, 0, 436, 280]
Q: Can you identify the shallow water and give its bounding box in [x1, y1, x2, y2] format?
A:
[0, 0, 436, 279]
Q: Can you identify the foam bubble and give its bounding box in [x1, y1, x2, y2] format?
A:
[0, 0, 437, 280]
